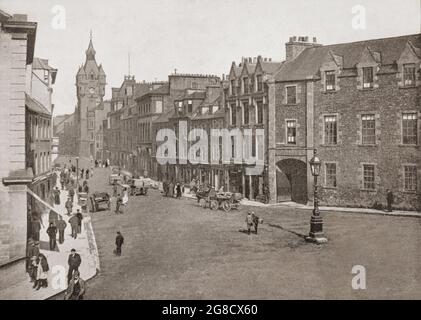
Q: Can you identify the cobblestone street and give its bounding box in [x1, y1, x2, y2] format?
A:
[61, 167, 421, 299]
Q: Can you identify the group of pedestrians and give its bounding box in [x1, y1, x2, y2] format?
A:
[26, 239, 49, 290]
[162, 180, 183, 199]
[80, 168, 93, 180]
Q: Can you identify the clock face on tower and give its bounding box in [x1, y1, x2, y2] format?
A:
[89, 87, 95, 94]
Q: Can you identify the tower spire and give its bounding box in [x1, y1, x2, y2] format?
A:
[86, 31, 96, 61]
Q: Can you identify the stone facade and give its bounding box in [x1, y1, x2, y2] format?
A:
[223, 56, 282, 201]
[0, 12, 36, 266]
[271, 34, 421, 211]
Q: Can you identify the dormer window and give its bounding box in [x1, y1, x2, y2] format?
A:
[230, 80, 236, 96]
[325, 70, 336, 91]
[403, 63, 416, 87]
[201, 106, 209, 115]
[362, 67, 374, 88]
[243, 77, 249, 94]
[187, 100, 193, 113]
[212, 105, 219, 113]
[256, 75, 263, 91]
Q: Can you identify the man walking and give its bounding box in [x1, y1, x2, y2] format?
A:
[387, 189, 394, 212]
[76, 209, 83, 234]
[64, 271, 86, 300]
[67, 249, 82, 284]
[115, 231, 124, 256]
[69, 186, 75, 204]
[69, 214, 79, 239]
[46, 222, 57, 250]
[54, 187, 61, 205]
[65, 197, 73, 215]
[57, 216, 67, 244]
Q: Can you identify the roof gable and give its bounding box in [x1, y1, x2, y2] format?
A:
[397, 40, 421, 64]
[357, 47, 380, 66]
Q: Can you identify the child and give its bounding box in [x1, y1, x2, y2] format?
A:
[245, 211, 254, 235]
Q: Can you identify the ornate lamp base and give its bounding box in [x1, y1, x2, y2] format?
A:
[305, 215, 328, 244]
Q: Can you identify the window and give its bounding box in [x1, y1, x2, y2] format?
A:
[404, 166, 417, 191]
[402, 113, 417, 145]
[212, 105, 219, 114]
[155, 100, 163, 113]
[231, 104, 236, 125]
[286, 86, 296, 104]
[403, 64, 416, 86]
[363, 164, 375, 190]
[243, 102, 249, 124]
[231, 136, 235, 158]
[362, 67, 374, 88]
[177, 101, 183, 113]
[286, 120, 296, 144]
[257, 102, 263, 124]
[187, 100, 193, 113]
[257, 75, 263, 91]
[201, 106, 209, 115]
[43, 70, 49, 81]
[325, 163, 337, 188]
[361, 114, 376, 145]
[230, 80, 236, 96]
[324, 115, 337, 145]
[325, 70, 336, 91]
[191, 82, 198, 89]
[243, 77, 249, 94]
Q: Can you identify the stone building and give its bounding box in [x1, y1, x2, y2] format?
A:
[151, 73, 221, 182]
[54, 113, 77, 156]
[106, 76, 152, 168]
[270, 34, 421, 210]
[0, 10, 36, 266]
[134, 82, 170, 177]
[75, 34, 106, 158]
[223, 56, 282, 201]
[25, 57, 57, 222]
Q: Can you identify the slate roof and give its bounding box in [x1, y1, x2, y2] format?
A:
[275, 33, 421, 82]
[154, 109, 174, 124]
[260, 61, 283, 74]
[25, 93, 50, 116]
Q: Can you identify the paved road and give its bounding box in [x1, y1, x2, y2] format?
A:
[56, 166, 421, 299]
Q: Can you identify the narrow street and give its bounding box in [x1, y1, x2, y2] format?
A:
[57, 166, 421, 299]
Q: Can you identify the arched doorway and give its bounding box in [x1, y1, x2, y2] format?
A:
[276, 159, 307, 204]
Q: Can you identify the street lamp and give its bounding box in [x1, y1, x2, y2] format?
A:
[76, 156, 79, 192]
[306, 149, 328, 244]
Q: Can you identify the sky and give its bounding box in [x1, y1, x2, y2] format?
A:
[1, 0, 420, 116]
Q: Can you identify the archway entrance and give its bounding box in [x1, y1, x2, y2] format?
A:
[276, 159, 307, 204]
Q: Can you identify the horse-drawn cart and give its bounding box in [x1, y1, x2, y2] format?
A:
[199, 191, 242, 212]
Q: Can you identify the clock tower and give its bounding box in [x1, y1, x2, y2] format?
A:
[75, 33, 106, 158]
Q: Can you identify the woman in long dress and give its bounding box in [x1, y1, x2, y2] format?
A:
[35, 254, 49, 290]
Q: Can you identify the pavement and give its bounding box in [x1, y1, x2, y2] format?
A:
[0, 171, 99, 300]
[181, 190, 421, 218]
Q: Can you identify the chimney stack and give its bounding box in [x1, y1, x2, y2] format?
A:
[285, 35, 322, 62]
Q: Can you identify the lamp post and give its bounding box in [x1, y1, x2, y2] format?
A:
[306, 149, 328, 244]
[76, 156, 79, 191]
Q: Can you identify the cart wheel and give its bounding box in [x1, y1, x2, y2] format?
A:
[199, 198, 207, 208]
[210, 200, 219, 211]
[222, 200, 232, 212]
